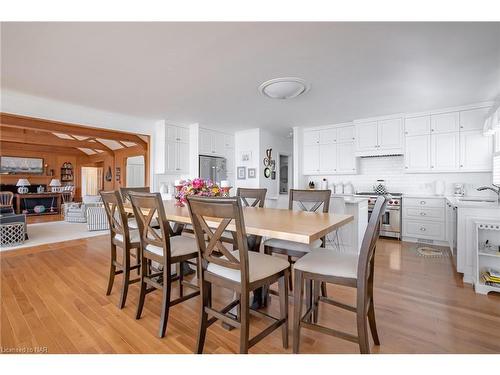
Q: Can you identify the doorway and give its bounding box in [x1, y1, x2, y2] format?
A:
[126, 155, 145, 187]
[81, 166, 103, 196]
[279, 154, 291, 194]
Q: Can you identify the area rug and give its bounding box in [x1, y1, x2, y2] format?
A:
[0, 221, 108, 252]
[416, 246, 449, 258]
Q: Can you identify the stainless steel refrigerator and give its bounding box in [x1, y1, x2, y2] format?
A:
[199, 155, 227, 184]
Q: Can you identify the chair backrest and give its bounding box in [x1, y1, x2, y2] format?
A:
[236, 188, 267, 208]
[100, 191, 131, 244]
[0, 191, 14, 206]
[186, 196, 250, 284]
[288, 189, 331, 213]
[128, 191, 173, 259]
[357, 195, 387, 284]
[120, 187, 150, 204]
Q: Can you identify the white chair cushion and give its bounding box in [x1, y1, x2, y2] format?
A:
[114, 229, 141, 244]
[207, 250, 289, 283]
[264, 238, 322, 253]
[294, 249, 359, 279]
[145, 235, 198, 258]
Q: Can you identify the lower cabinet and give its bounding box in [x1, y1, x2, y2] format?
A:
[402, 197, 446, 243]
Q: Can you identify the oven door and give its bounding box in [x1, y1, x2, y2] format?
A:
[380, 206, 400, 234]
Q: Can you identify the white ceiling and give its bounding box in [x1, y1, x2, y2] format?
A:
[1, 22, 500, 134]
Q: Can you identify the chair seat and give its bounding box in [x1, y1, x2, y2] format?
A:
[114, 230, 141, 244]
[294, 249, 358, 279]
[207, 250, 289, 283]
[145, 235, 198, 258]
[264, 238, 322, 254]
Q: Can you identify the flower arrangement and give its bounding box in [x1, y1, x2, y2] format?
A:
[176, 178, 221, 205]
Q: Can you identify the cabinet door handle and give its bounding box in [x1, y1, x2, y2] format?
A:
[420, 201, 426, 205]
[420, 227, 426, 231]
[405, 131, 408, 135]
[431, 129, 434, 132]
[460, 126, 464, 129]
[431, 166, 434, 168]
[405, 166, 408, 169]
[460, 165, 463, 168]
[420, 212, 426, 216]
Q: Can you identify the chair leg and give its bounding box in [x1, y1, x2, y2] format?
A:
[239, 289, 250, 354]
[106, 244, 117, 295]
[356, 295, 370, 354]
[368, 297, 380, 345]
[118, 247, 131, 309]
[288, 256, 293, 292]
[136, 259, 148, 320]
[312, 280, 320, 323]
[304, 279, 312, 323]
[278, 270, 289, 349]
[292, 269, 304, 354]
[136, 248, 141, 275]
[178, 262, 184, 298]
[195, 280, 210, 354]
[158, 266, 172, 338]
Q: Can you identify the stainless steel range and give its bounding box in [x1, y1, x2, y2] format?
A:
[355, 192, 402, 240]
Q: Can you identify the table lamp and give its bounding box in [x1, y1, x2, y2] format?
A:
[16, 178, 30, 194]
[49, 178, 62, 192]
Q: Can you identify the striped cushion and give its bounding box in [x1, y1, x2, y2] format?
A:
[87, 207, 109, 231]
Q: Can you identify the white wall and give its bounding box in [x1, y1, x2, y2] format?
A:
[305, 155, 495, 197]
[234, 128, 261, 189]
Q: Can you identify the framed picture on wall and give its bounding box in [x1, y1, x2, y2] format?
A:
[240, 151, 252, 163]
[0, 156, 44, 174]
[237, 166, 246, 179]
[247, 168, 256, 178]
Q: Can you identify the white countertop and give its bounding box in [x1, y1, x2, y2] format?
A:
[331, 194, 369, 205]
[445, 196, 500, 209]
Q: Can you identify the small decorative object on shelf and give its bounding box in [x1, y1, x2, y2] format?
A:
[60, 162, 74, 183]
[115, 167, 121, 182]
[37, 185, 45, 193]
[49, 178, 61, 192]
[16, 178, 30, 194]
[33, 205, 46, 214]
[176, 178, 221, 207]
[474, 221, 500, 295]
[220, 180, 232, 197]
[308, 181, 315, 190]
[105, 167, 112, 182]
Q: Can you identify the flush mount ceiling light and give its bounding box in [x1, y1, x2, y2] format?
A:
[259, 77, 310, 99]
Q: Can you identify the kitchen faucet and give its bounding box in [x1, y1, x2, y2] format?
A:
[477, 184, 500, 201]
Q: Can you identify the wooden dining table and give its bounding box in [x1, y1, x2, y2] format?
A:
[124, 198, 354, 244]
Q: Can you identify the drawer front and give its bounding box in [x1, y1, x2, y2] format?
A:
[403, 220, 445, 240]
[403, 207, 445, 221]
[404, 197, 444, 208]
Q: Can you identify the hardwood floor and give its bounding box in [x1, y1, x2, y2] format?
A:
[1, 235, 499, 354]
[26, 214, 63, 224]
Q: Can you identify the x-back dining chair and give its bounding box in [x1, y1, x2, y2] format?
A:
[129, 191, 200, 338]
[264, 189, 331, 293]
[100, 190, 142, 309]
[292, 195, 387, 354]
[186, 195, 290, 354]
[0, 191, 14, 214]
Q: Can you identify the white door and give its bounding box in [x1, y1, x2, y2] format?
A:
[459, 107, 491, 131]
[405, 115, 431, 136]
[431, 132, 459, 171]
[337, 126, 355, 143]
[177, 142, 190, 173]
[336, 142, 356, 174]
[303, 130, 320, 146]
[355, 122, 378, 151]
[319, 144, 337, 174]
[199, 128, 213, 155]
[303, 145, 320, 174]
[319, 128, 337, 144]
[404, 135, 431, 172]
[378, 118, 402, 149]
[431, 112, 459, 134]
[459, 130, 493, 171]
[165, 140, 177, 172]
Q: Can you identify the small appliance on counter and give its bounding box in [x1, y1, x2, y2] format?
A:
[373, 179, 388, 195]
[321, 178, 328, 190]
[454, 183, 465, 197]
[308, 181, 315, 190]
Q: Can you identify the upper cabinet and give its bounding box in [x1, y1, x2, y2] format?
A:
[303, 125, 357, 175]
[165, 124, 190, 174]
[354, 117, 403, 156]
[404, 104, 493, 173]
[199, 127, 226, 156]
[431, 112, 459, 133]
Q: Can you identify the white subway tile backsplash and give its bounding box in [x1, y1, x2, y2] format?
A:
[307, 155, 494, 196]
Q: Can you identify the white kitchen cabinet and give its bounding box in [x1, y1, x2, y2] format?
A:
[431, 112, 459, 134]
[303, 130, 320, 146]
[404, 115, 431, 136]
[303, 145, 320, 174]
[223, 134, 235, 149]
[213, 134, 225, 155]
[431, 132, 459, 171]
[199, 128, 213, 155]
[459, 107, 490, 131]
[336, 142, 357, 174]
[337, 126, 355, 143]
[355, 121, 378, 151]
[378, 118, 403, 149]
[402, 197, 446, 243]
[199, 127, 227, 156]
[319, 144, 337, 173]
[165, 125, 190, 174]
[319, 128, 337, 144]
[403, 220, 446, 240]
[404, 135, 431, 172]
[459, 130, 493, 171]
